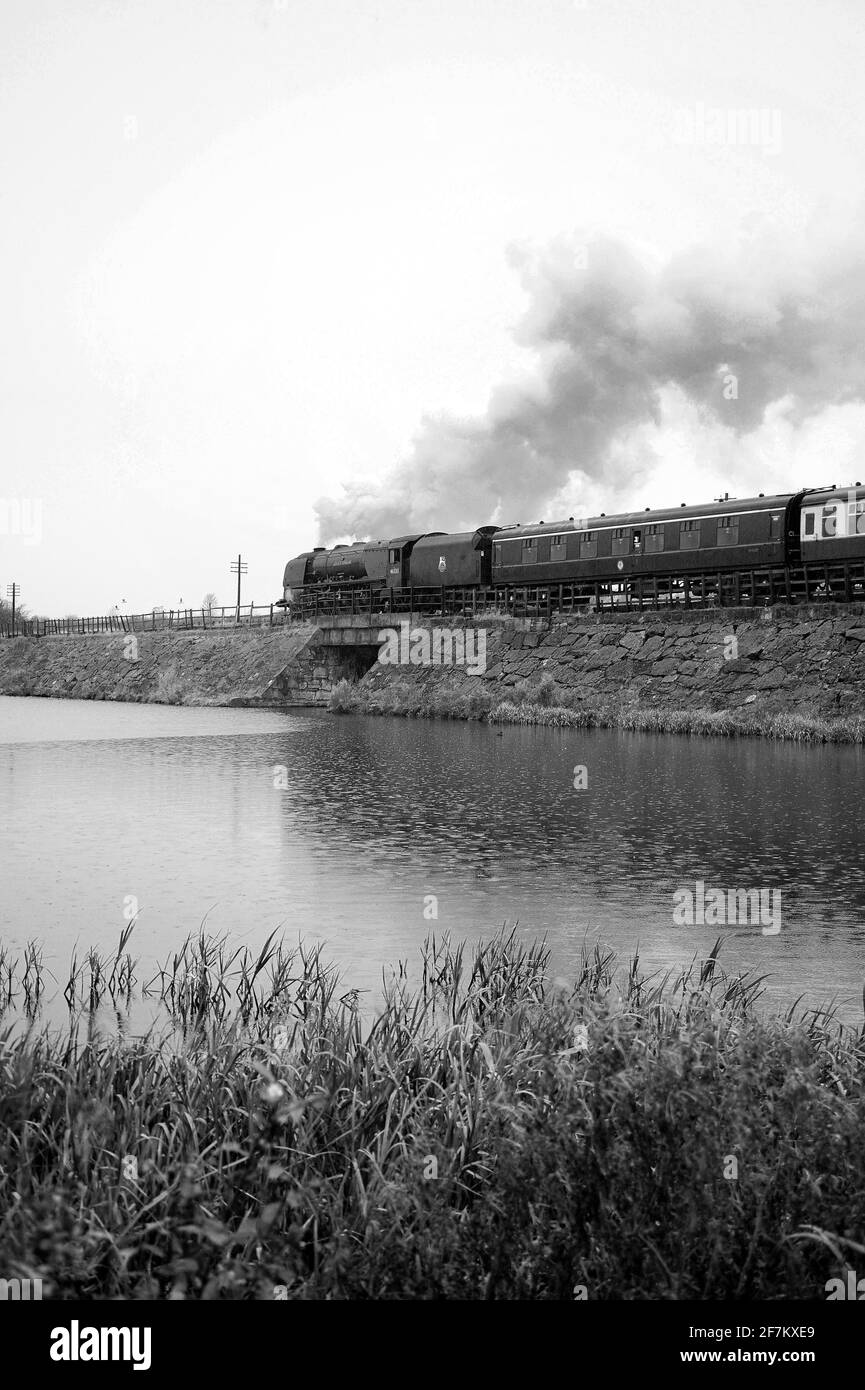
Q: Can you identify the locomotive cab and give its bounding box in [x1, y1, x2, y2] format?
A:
[385, 534, 446, 591]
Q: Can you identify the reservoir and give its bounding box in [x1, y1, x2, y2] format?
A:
[1, 695, 864, 1028]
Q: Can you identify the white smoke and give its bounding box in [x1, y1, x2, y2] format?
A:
[315, 229, 865, 541]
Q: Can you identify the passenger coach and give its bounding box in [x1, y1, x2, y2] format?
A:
[491, 493, 800, 587]
[799, 487, 865, 562]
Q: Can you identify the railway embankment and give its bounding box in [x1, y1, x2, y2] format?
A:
[336, 601, 865, 742]
[3, 602, 865, 740]
[0, 623, 367, 706]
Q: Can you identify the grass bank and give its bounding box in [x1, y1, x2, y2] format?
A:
[1, 930, 863, 1299]
[329, 674, 865, 743]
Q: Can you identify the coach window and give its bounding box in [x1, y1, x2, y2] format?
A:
[802, 511, 817, 540]
[550, 534, 567, 561]
[632, 529, 642, 553]
[645, 523, 664, 554]
[579, 530, 598, 559]
[822, 505, 839, 538]
[493, 544, 502, 565]
[522, 538, 538, 564]
[612, 527, 628, 556]
[680, 519, 700, 550]
[849, 501, 865, 536]
[717, 516, 739, 546]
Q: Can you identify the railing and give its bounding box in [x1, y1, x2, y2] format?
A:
[4, 560, 865, 639]
[0, 603, 291, 639]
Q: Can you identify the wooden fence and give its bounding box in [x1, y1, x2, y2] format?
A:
[0, 603, 290, 639]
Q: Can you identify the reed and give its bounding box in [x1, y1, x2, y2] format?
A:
[330, 673, 865, 742]
[328, 677, 492, 721]
[488, 698, 865, 742]
[0, 929, 863, 1299]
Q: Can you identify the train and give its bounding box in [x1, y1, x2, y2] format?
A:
[280, 483, 865, 609]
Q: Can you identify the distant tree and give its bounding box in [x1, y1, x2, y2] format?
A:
[202, 592, 218, 614]
[0, 597, 29, 634]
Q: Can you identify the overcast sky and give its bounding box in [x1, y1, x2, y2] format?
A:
[3, 0, 865, 614]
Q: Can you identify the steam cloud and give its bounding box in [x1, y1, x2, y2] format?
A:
[314, 232, 865, 542]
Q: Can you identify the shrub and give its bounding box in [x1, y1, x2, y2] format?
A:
[328, 678, 359, 713]
[1, 930, 863, 1298]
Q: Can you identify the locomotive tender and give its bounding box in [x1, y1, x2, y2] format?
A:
[282, 484, 865, 608]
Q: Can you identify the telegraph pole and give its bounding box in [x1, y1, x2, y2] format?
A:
[6, 582, 19, 637]
[230, 554, 247, 620]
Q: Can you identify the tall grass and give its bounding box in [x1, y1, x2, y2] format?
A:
[489, 696, 865, 742]
[330, 673, 865, 743]
[1, 930, 863, 1299]
[329, 676, 492, 721]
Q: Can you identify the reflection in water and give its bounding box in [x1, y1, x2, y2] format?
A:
[1, 696, 864, 1028]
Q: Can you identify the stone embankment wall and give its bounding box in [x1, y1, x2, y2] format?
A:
[1, 603, 864, 718]
[0, 625, 372, 707]
[359, 603, 865, 719]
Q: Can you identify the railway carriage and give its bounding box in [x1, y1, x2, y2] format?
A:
[799, 486, 865, 559]
[491, 493, 800, 588]
[795, 485, 865, 597]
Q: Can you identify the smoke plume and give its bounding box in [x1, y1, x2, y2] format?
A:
[314, 231, 865, 541]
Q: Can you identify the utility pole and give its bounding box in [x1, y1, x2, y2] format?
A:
[6, 582, 19, 637]
[230, 554, 247, 620]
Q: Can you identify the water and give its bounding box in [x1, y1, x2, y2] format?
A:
[1, 695, 864, 1029]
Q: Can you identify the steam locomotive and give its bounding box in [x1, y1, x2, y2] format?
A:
[281, 484, 865, 606]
